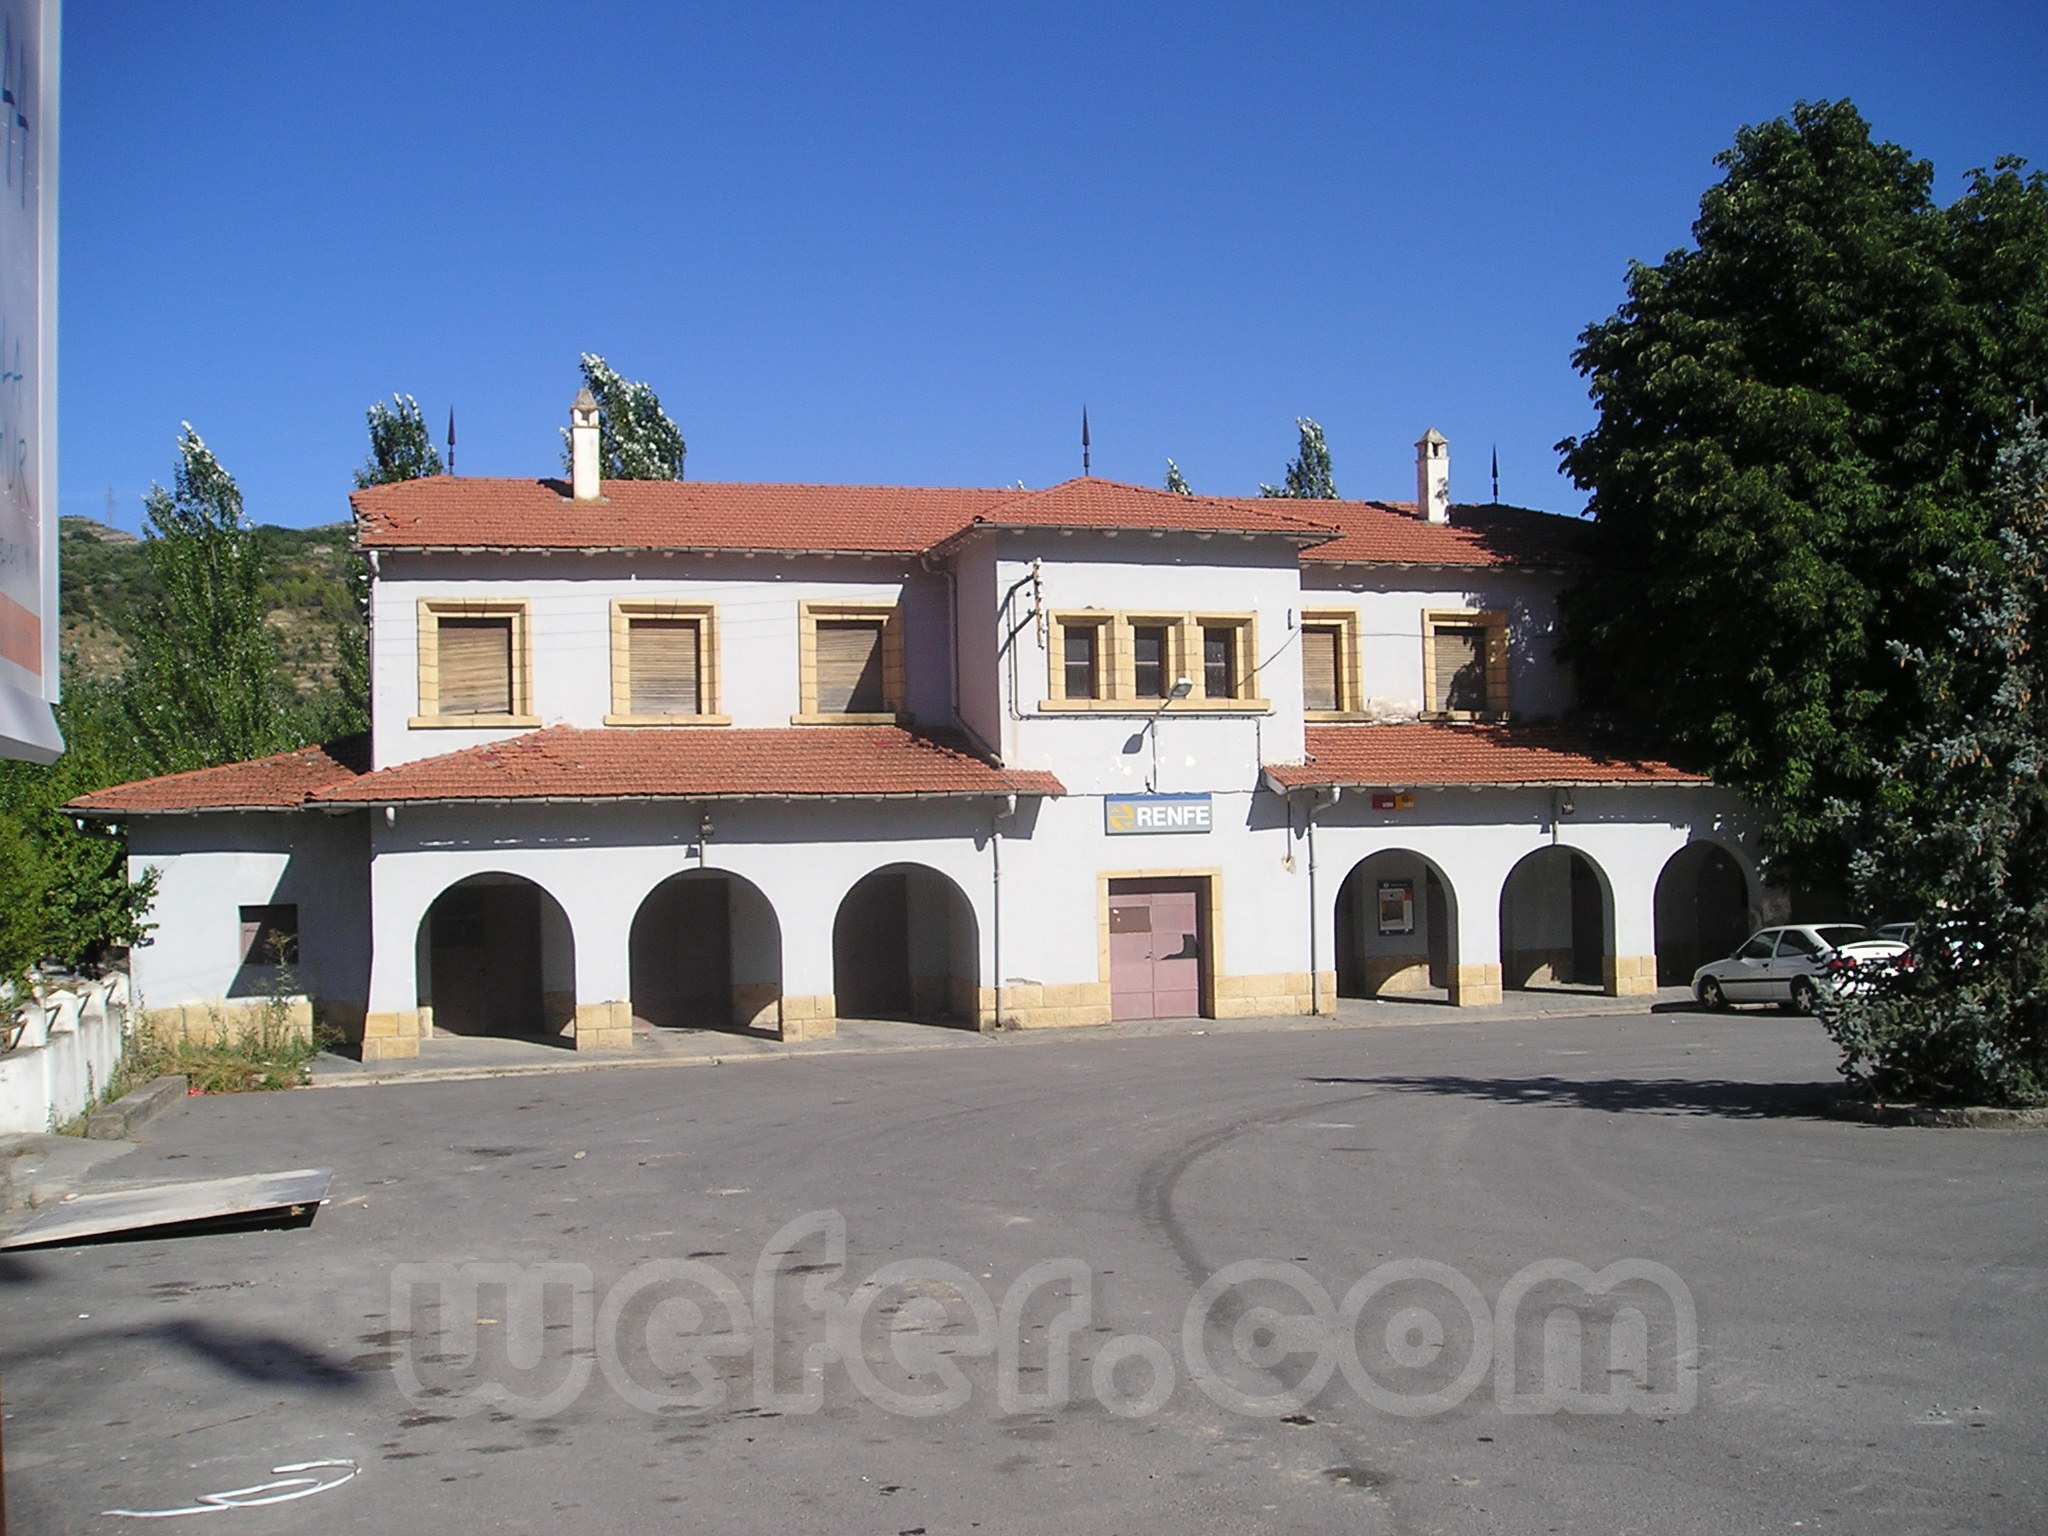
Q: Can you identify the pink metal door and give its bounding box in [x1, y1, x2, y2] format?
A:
[1109, 883, 1205, 1021]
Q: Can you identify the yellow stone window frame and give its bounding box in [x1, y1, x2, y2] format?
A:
[794, 600, 907, 724]
[1299, 608, 1364, 720]
[411, 598, 540, 729]
[1421, 608, 1511, 719]
[606, 600, 728, 726]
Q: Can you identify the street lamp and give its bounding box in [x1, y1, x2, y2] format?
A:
[1147, 677, 1194, 790]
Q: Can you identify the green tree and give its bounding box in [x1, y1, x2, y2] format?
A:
[1823, 418, 2048, 1105]
[563, 354, 686, 480]
[122, 427, 296, 773]
[353, 394, 443, 488]
[0, 680, 160, 981]
[1164, 459, 1192, 496]
[1261, 418, 1337, 499]
[1557, 101, 2048, 891]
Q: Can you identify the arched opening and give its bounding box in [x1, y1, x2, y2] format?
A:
[630, 870, 784, 1034]
[417, 873, 576, 1043]
[832, 864, 980, 1027]
[1334, 851, 1456, 1000]
[1654, 842, 1751, 985]
[1498, 846, 1612, 992]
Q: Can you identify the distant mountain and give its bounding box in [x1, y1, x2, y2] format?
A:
[59, 517, 361, 697]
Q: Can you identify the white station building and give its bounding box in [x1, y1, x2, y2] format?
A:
[75, 402, 1767, 1061]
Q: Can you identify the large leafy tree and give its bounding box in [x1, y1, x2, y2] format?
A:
[1824, 418, 2048, 1105]
[123, 427, 296, 773]
[1558, 100, 2048, 891]
[0, 682, 160, 980]
[353, 394, 443, 487]
[1261, 418, 1337, 499]
[564, 354, 687, 480]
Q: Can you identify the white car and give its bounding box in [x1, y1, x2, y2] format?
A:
[1692, 925, 1909, 1014]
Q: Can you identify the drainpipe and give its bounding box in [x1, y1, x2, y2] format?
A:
[992, 794, 1015, 1032]
[1304, 785, 1341, 1015]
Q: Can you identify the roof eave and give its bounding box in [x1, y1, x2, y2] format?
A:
[313, 787, 1061, 809]
[1264, 774, 1709, 791]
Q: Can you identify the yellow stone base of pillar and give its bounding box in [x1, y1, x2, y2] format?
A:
[1604, 955, 1659, 996]
[573, 1001, 635, 1052]
[1449, 964, 1504, 1007]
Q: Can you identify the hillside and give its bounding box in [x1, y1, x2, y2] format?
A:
[59, 517, 362, 696]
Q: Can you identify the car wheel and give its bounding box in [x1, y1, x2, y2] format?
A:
[1698, 977, 1727, 1011]
[1788, 976, 1819, 1015]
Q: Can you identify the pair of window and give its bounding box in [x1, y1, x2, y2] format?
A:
[1048, 614, 1260, 708]
[416, 598, 902, 727]
[1295, 608, 1510, 718]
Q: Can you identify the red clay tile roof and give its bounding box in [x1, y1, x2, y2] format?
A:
[352, 476, 1343, 556]
[1266, 724, 1705, 788]
[1299, 501, 1589, 567]
[929, 478, 1340, 549]
[72, 728, 1058, 812]
[310, 726, 1062, 804]
[66, 737, 371, 815]
[352, 478, 1016, 556]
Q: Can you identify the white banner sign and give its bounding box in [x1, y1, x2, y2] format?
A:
[0, 0, 61, 761]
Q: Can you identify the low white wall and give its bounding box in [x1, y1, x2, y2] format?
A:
[0, 977, 131, 1135]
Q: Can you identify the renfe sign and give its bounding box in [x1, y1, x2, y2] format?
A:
[1104, 793, 1213, 835]
[0, 0, 61, 762]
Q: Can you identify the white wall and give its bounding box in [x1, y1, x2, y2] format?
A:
[0, 982, 128, 1135]
[1307, 783, 1763, 971]
[1301, 566, 1573, 721]
[979, 531, 1311, 790]
[371, 552, 950, 768]
[126, 812, 371, 1013]
[364, 798, 1007, 1015]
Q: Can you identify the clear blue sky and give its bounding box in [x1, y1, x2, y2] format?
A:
[59, 1, 2048, 532]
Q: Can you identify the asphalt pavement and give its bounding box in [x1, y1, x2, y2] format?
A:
[2, 1006, 2040, 1534]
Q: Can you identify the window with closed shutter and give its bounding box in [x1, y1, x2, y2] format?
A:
[816, 620, 886, 714]
[1433, 625, 1486, 713]
[628, 618, 701, 715]
[239, 904, 298, 966]
[1302, 625, 1341, 711]
[438, 617, 514, 715]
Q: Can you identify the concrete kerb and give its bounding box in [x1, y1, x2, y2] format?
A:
[304, 989, 1709, 1091]
[1827, 1096, 2048, 1130]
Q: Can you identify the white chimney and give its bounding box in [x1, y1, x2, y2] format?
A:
[1415, 428, 1449, 525]
[570, 388, 601, 501]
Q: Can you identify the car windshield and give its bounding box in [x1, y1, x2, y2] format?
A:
[1814, 925, 1880, 947]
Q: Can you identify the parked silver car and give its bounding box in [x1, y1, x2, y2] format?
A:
[1692, 925, 1909, 1014]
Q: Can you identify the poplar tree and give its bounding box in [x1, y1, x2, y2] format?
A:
[1261, 418, 1337, 499]
[564, 354, 687, 480]
[353, 394, 443, 487]
[123, 427, 294, 773]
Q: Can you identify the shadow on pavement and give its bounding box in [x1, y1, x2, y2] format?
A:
[3, 1316, 370, 1393]
[1305, 1073, 1835, 1119]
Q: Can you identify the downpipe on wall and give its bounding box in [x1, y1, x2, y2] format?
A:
[1303, 785, 1341, 1015]
[991, 793, 1016, 1031]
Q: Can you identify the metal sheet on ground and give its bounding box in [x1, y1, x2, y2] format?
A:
[0, 1167, 334, 1250]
